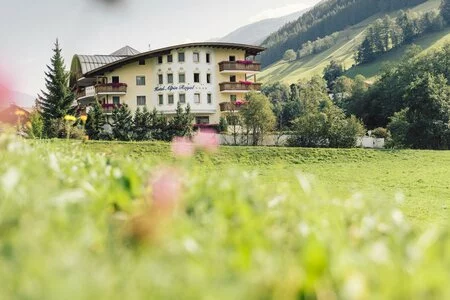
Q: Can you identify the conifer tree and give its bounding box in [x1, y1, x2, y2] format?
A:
[85, 101, 105, 140]
[111, 104, 133, 141]
[442, 0, 450, 24]
[37, 39, 75, 136]
[133, 106, 153, 141]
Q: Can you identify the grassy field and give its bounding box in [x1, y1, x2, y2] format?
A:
[78, 140, 449, 227]
[1, 136, 449, 299]
[259, 0, 444, 84]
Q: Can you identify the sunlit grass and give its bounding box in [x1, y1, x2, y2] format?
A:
[0, 137, 449, 299]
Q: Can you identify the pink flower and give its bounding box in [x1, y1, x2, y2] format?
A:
[235, 99, 246, 106]
[171, 136, 195, 158]
[193, 129, 219, 153]
[150, 167, 183, 212]
[0, 68, 12, 109]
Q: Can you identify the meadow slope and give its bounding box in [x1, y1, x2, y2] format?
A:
[259, 0, 445, 84]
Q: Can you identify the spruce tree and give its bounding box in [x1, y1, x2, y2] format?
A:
[133, 107, 153, 141]
[111, 104, 133, 141]
[442, 0, 450, 24]
[85, 101, 105, 140]
[37, 39, 75, 137]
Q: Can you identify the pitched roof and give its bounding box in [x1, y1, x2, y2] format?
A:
[76, 54, 127, 74]
[84, 42, 265, 77]
[110, 46, 141, 56]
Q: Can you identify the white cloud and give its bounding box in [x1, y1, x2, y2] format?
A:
[248, 1, 317, 23]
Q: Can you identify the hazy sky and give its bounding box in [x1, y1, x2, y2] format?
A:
[0, 0, 320, 96]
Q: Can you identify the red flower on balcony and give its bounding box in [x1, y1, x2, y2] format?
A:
[102, 103, 122, 109]
[235, 99, 247, 106]
[97, 83, 128, 88]
[239, 80, 253, 86]
[236, 60, 254, 65]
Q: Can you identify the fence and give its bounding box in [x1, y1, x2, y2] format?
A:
[218, 134, 385, 149]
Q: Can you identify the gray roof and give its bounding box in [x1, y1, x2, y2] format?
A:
[85, 42, 266, 77]
[76, 54, 127, 74]
[110, 46, 140, 56]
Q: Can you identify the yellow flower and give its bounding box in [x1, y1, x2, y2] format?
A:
[26, 121, 32, 129]
[64, 115, 77, 122]
[80, 115, 88, 122]
[15, 110, 26, 116]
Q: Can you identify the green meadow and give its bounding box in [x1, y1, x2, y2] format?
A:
[1, 136, 449, 299]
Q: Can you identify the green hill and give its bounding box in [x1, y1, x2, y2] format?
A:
[259, 0, 446, 84]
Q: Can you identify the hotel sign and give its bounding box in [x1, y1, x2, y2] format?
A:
[154, 84, 208, 92]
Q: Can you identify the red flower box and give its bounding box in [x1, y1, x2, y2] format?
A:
[239, 81, 253, 86]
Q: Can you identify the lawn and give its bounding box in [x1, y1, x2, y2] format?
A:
[79, 140, 449, 226]
[1, 136, 449, 299]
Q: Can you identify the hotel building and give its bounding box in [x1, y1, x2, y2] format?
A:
[70, 43, 265, 125]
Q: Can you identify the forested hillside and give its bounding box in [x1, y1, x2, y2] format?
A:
[261, 0, 427, 67]
[259, 0, 445, 84]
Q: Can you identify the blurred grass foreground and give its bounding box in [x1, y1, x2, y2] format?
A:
[0, 134, 449, 299]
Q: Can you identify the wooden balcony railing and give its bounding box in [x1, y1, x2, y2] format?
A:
[219, 61, 261, 72]
[76, 89, 86, 99]
[102, 103, 121, 114]
[219, 82, 262, 92]
[219, 101, 247, 112]
[96, 83, 127, 94]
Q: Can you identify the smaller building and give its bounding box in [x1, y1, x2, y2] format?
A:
[0, 104, 31, 125]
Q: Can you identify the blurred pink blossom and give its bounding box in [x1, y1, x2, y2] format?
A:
[0, 68, 12, 108]
[150, 167, 183, 212]
[193, 129, 219, 153]
[171, 136, 195, 158]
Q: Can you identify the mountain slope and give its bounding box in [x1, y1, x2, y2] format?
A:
[217, 10, 307, 45]
[259, 0, 445, 84]
[260, 0, 428, 67]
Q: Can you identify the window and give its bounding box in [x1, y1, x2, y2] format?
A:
[230, 75, 236, 83]
[158, 74, 163, 85]
[194, 73, 200, 83]
[230, 95, 237, 102]
[112, 96, 120, 105]
[193, 52, 200, 63]
[178, 52, 185, 62]
[136, 76, 146, 86]
[229, 56, 236, 62]
[137, 96, 146, 106]
[179, 93, 186, 104]
[179, 73, 185, 83]
[167, 73, 174, 84]
[112, 76, 120, 84]
[139, 59, 146, 65]
[167, 54, 173, 63]
[207, 93, 212, 104]
[206, 53, 211, 63]
[158, 94, 164, 105]
[207, 73, 211, 84]
[194, 93, 201, 104]
[196, 116, 210, 125]
[168, 94, 174, 105]
[158, 56, 163, 64]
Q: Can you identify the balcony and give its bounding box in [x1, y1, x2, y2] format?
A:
[219, 82, 262, 93]
[102, 103, 121, 115]
[96, 83, 127, 95]
[219, 100, 247, 112]
[219, 61, 261, 73]
[77, 89, 86, 99]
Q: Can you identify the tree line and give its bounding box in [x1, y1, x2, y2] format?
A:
[261, 0, 427, 67]
[262, 77, 365, 148]
[356, 9, 446, 64]
[328, 43, 450, 149]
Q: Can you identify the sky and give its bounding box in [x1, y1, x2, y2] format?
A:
[0, 0, 320, 98]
